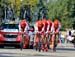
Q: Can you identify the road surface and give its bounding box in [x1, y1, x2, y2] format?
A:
[0, 43, 75, 57]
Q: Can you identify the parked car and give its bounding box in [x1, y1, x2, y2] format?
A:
[0, 23, 21, 48]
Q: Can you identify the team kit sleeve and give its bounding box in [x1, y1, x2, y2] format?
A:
[47, 25, 50, 31]
[47, 22, 50, 33]
[51, 23, 55, 33]
[24, 22, 29, 32]
[34, 24, 38, 33]
[18, 23, 21, 32]
[58, 23, 61, 31]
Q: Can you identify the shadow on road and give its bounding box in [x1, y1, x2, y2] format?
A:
[56, 48, 75, 51]
[0, 45, 75, 51]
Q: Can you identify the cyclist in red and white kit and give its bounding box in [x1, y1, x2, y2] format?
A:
[19, 19, 29, 48]
[33, 20, 44, 47]
[51, 19, 61, 50]
[41, 18, 52, 51]
[46, 19, 53, 48]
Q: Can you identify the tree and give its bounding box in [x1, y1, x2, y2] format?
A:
[45, 0, 75, 30]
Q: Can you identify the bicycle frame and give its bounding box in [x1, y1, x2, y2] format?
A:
[53, 33, 59, 52]
[35, 33, 42, 52]
[20, 32, 27, 50]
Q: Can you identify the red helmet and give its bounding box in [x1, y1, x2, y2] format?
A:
[54, 19, 59, 25]
[47, 19, 52, 26]
[47, 19, 52, 23]
[19, 20, 26, 28]
[38, 20, 43, 27]
[42, 19, 47, 24]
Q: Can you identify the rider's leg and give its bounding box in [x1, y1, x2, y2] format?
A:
[45, 34, 48, 51]
[48, 33, 51, 49]
[50, 34, 55, 50]
[33, 33, 37, 47]
[23, 35, 27, 48]
[55, 31, 60, 45]
[41, 34, 45, 50]
[56, 34, 60, 44]
[25, 36, 29, 48]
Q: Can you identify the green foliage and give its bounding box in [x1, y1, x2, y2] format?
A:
[45, 0, 75, 30]
[0, 0, 75, 30]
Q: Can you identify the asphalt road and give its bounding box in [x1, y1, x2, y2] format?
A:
[0, 43, 75, 57]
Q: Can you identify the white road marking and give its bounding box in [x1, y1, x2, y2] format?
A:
[0, 53, 26, 56]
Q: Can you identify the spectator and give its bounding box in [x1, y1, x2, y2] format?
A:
[66, 29, 74, 42]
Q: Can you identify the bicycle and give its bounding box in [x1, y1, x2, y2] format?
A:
[53, 33, 59, 52]
[35, 33, 42, 52]
[41, 33, 49, 52]
[20, 32, 26, 50]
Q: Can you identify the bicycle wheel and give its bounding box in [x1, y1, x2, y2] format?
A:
[38, 40, 41, 52]
[37, 34, 41, 52]
[53, 34, 57, 52]
[20, 40, 23, 50]
[34, 43, 38, 51]
[20, 34, 24, 50]
[34, 42, 40, 52]
[53, 38, 56, 51]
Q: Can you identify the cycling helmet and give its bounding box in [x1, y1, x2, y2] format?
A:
[54, 19, 59, 25]
[42, 19, 47, 24]
[38, 20, 43, 27]
[19, 20, 26, 28]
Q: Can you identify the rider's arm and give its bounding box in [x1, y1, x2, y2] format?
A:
[40, 26, 44, 34]
[51, 23, 54, 33]
[46, 21, 49, 32]
[24, 22, 29, 32]
[47, 24, 50, 33]
[58, 23, 61, 31]
[18, 24, 21, 32]
[47, 21, 50, 31]
[34, 24, 38, 33]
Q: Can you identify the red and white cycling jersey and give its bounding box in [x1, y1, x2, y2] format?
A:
[34, 20, 44, 34]
[19, 20, 29, 33]
[52, 19, 61, 33]
[42, 19, 50, 34]
[47, 19, 53, 33]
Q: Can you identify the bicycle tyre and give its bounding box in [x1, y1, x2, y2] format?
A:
[20, 34, 24, 50]
[20, 40, 23, 50]
[36, 34, 41, 52]
[38, 40, 41, 52]
[35, 43, 38, 51]
[53, 35, 57, 52]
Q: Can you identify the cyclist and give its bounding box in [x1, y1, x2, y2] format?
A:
[19, 19, 29, 48]
[41, 18, 49, 51]
[33, 20, 44, 48]
[51, 19, 61, 50]
[47, 19, 53, 48]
